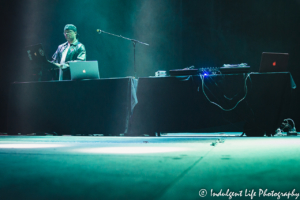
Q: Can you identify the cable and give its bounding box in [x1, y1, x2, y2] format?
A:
[181, 75, 192, 81]
[284, 118, 295, 128]
[199, 73, 252, 111]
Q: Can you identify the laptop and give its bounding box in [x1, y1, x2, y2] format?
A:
[69, 61, 100, 80]
[25, 43, 55, 70]
[259, 52, 289, 72]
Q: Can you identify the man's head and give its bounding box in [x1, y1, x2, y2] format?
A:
[64, 24, 77, 43]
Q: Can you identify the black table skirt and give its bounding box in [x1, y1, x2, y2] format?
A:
[129, 72, 293, 135]
[7, 78, 137, 135]
[7, 73, 294, 136]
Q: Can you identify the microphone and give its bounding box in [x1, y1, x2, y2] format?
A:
[97, 29, 102, 34]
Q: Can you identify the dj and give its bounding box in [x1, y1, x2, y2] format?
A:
[51, 24, 86, 80]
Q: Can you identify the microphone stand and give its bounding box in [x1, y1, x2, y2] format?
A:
[97, 29, 149, 78]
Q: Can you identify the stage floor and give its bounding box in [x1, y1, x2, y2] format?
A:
[0, 134, 300, 200]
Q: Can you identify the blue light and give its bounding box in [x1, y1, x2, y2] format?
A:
[204, 73, 208, 76]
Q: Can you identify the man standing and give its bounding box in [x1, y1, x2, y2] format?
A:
[52, 24, 86, 80]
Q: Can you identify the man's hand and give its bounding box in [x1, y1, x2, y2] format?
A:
[51, 63, 61, 70]
[51, 63, 69, 70]
[61, 63, 69, 69]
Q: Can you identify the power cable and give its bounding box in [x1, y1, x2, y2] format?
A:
[199, 73, 252, 111]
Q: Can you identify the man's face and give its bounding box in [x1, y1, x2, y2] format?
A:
[64, 29, 76, 41]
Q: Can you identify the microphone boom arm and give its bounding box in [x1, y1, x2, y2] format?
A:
[97, 29, 149, 46]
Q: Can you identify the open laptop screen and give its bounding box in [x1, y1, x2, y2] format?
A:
[69, 61, 100, 80]
[259, 52, 289, 72]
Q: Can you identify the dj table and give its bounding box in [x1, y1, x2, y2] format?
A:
[7, 73, 294, 136]
[129, 72, 295, 136]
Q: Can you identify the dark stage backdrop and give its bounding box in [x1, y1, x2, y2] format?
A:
[0, 0, 299, 132]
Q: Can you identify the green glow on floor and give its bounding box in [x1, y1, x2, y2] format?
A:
[77, 147, 190, 154]
[0, 144, 65, 148]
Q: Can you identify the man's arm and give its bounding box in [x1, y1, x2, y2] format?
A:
[50, 45, 63, 70]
